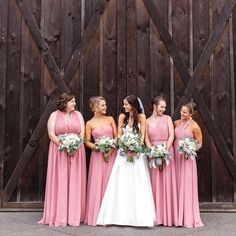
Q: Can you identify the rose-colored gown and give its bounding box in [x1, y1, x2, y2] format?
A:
[174, 119, 203, 228]
[39, 110, 87, 226]
[85, 124, 116, 226]
[147, 115, 178, 226]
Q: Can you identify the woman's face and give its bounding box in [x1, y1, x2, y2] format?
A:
[65, 97, 76, 112]
[123, 99, 132, 113]
[180, 106, 192, 120]
[96, 99, 107, 114]
[154, 100, 166, 116]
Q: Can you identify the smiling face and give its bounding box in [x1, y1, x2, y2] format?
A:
[123, 99, 132, 113]
[154, 100, 166, 116]
[95, 99, 107, 114]
[65, 97, 76, 112]
[180, 105, 192, 120]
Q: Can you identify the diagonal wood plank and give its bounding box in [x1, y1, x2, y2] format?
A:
[3, 0, 109, 202]
[143, 0, 236, 178]
[175, 0, 236, 114]
[17, 0, 68, 92]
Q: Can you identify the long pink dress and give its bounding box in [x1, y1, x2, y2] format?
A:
[39, 110, 87, 226]
[85, 124, 116, 226]
[174, 119, 203, 228]
[147, 115, 178, 226]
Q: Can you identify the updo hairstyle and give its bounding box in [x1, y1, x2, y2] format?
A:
[182, 101, 197, 115]
[89, 96, 105, 112]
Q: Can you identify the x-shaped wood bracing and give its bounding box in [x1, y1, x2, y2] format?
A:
[3, 0, 109, 202]
[143, 0, 236, 179]
[4, 0, 236, 202]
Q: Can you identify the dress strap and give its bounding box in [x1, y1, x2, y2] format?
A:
[182, 118, 192, 130]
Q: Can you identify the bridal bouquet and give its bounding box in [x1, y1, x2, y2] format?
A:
[178, 136, 198, 160]
[118, 132, 143, 163]
[58, 133, 83, 156]
[95, 136, 116, 162]
[147, 144, 171, 171]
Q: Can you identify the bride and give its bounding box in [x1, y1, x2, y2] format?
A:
[96, 95, 156, 227]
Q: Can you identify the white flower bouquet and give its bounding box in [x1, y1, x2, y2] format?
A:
[118, 132, 143, 163]
[58, 133, 83, 156]
[95, 136, 116, 162]
[147, 144, 171, 171]
[178, 136, 198, 160]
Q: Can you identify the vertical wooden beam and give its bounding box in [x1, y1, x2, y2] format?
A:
[103, 0, 117, 117]
[117, 0, 127, 114]
[99, 13, 104, 96]
[0, 0, 8, 207]
[168, 0, 174, 115]
[229, 15, 236, 202]
[136, 0, 149, 112]
[127, 0, 137, 94]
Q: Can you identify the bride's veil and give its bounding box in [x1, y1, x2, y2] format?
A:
[137, 97, 145, 115]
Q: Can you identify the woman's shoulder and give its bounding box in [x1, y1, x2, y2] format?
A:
[138, 113, 146, 119]
[174, 119, 181, 126]
[191, 119, 200, 129]
[49, 110, 58, 119]
[118, 113, 126, 120]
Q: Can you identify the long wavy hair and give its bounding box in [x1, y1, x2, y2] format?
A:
[122, 95, 143, 132]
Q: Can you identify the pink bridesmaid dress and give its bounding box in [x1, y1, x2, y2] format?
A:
[85, 124, 116, 226]
[174, 119, 203, 228]
[147, 115, 178, 226]
[39, 110, 87, 226]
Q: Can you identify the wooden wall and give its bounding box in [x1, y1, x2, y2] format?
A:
[0, 0, 236, 210]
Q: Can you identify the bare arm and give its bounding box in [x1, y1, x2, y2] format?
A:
[145, 119, 152, 148]
[47, 111, 60, 146]
[117, 114, 125, 138]
[192, 122, 203, 151]
[109, 116, 118, 139]
[166, 116, 174, 150]
[139, 114, 146, 145]
[85, 121, 96, 150]
[76, 111, 85, 138]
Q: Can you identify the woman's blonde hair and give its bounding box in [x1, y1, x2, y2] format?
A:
[89, 96, 105, 112]
[182, 101, 197, 115]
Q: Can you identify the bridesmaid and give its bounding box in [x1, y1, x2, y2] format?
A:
[146, 96, 178, 226]
[85, 96, 117, 226]
[174, 101, 203, 228]
[39, 92, 86, 226]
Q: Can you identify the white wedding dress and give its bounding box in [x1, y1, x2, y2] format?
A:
[96, 125, 156, 227]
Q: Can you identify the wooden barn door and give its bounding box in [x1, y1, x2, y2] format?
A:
[0, 0, 236, 210]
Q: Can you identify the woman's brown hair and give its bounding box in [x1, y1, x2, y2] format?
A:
[56, 92, 75, 111]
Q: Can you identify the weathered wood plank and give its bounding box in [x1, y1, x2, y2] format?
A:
[0, 0, 8, 207]
[18, 0, 68, 92]
[116, 0, 127, 114]
[3, 95, 58, 202]
[102, 0, 117, 117]
[193, 0, 212, 202]
[136, 0, 149, 113]
[41, 0, 61, 69]
[211, 0, 233, 202]
[4, 0, 22, 202]
[3, 0, 108, 202]
[175, 0, 236, 113]
[149, 0, 170, 115]
[83, 28, 100, 121]
[64, 0, 108, 85]
[143, 0, 236, 179]
[61, 0, 81, 68]
[127, 0, 137, 94]
[172, 0, 189, 111]
[19, 19, 41, 201]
